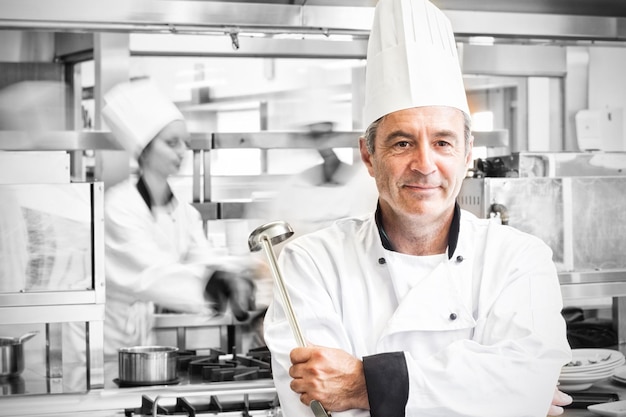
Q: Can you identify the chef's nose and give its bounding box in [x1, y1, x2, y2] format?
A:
[409, 146, 436, 175]
[174, 138, 189, 156]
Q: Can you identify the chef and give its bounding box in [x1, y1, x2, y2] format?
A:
[101, 80, 258, 357]
[263, 0, 572, 416]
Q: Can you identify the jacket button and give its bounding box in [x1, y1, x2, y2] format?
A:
[449, 313, 458, 321]
[378, 257, 386, 264]
[456, 255, 464, 263]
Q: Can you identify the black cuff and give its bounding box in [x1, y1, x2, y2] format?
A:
[363, 352, 409, 417]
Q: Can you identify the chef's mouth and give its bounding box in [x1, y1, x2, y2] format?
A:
[403, 183, 440, 190]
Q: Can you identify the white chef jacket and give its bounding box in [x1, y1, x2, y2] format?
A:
[103, 178, 229, 357]
[263, 206, 572, 417]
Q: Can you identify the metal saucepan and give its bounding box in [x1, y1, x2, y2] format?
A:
[0, 331, 39, 379]
[118, 346, 179, 385]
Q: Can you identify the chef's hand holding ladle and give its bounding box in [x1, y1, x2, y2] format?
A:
[248, 221, 330, 417]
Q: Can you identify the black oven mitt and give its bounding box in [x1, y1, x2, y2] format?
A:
[205, 270, 256, 321]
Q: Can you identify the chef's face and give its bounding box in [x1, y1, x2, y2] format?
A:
[360, 106, 473, 224]
[140, 120, 189, 178]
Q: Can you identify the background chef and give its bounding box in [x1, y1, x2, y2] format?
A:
[245, 76, 378, 242]
[100, 79, 261, 358]
[263, 0, 572, 416]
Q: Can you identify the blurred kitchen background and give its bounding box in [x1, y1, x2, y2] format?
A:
[2, 0, 626, 409]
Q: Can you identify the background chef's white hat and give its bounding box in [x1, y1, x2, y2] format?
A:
[363, 0, 469, 127]
[102, 79, 184, 158]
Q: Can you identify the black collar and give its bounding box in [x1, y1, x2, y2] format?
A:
[375, 202, 461, 260]
[136, 176, 174, 212]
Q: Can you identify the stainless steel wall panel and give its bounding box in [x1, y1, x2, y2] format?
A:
[462, 44, 567, 77]
[487, 178, 566, 266]
[459, 176, 626, 273]
[0, 183, 96, 294]
[571, 177, 626, 270]
[0, 152, 69, 184]
[302, 5, 374, 32]
[0, 0, 302, 31]
[448, 10, 626, 41]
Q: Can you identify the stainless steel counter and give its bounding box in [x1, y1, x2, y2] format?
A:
[0, 357, 275, 417]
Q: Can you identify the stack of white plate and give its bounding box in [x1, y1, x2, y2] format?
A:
[611, 365, 626, 385]
[559, 348, 625, 392]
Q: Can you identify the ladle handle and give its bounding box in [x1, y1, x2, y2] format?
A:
[260, 235, 306, 347]
[259, 235, 330, 417]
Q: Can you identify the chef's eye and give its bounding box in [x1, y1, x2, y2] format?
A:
[395, 141, 410, 148]
[435, 140, 451, 147]
[165, 138, 187, 148]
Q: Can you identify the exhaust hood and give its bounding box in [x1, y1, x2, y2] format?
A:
[0, 0, 626, 43]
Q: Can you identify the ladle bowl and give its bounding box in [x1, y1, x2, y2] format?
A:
[247, 220, 294, 252]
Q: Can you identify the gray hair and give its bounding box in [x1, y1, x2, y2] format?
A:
[363, 110, 472, 156]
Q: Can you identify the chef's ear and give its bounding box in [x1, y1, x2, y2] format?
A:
[465, 134, 474, 168]
[359, 136, 375, 178]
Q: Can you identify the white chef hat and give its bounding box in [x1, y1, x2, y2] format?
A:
[102, 79, 184, 158]
[363, 0, 469, 127]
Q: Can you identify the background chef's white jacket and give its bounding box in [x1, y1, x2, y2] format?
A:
[248, 161, 378, 240]
[264, 209, 572, 417]
[103, 179, 231, 357]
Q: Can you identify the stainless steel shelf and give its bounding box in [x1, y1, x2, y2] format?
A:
[0, 304, 104, 325]
[190, 130, 362, 150]
[0, 130, 121, 151]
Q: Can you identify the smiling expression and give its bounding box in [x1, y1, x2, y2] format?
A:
[360, 106, 473, 225]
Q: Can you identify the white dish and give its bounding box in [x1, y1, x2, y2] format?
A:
[613, 366, 626, 380]
[559, 375, 613, 384]
[562, 361, 625, 374]
[563, 349, 624, 372]
[559, 382, 594, 392]
[588, 400, 626, 416]
[562, 372, 618, 380]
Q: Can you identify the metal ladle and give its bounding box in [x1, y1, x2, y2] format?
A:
[248, 221, 330, 417]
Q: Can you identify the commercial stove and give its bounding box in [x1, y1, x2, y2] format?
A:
[122, 347, 281, 417]
[0, 347, 280, 417]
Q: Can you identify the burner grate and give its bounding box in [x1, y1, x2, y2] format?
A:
[178, 347, 272, 383]
[127, 394, 279, 416]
